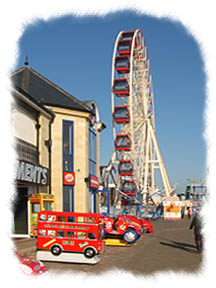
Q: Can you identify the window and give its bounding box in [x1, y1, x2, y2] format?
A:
[63, 121, 73, 155]
[63, 120, 74, 212]
[68, 216, 75, 222]
[89, 125, 97, 176]
[77, 216, 86, 223]
[58, 216, 67, 222]
[39, 229, 46, 236]
[39, 214, 46, 221]
[63, 186, 73, 212]
[43, 201, 53, 211]
[67, 231, 75, 238]
[32, 203, 40, 213]
[63, 155, 73, 171]
[88, 233, 95, 239]
[63, 121, 73, 171]
[48, 215, 56, 222]
[57, 231, 65, 238]
[77, 232, 86, 239]
[48, 230, 56, 237]
[88, 217, 96, 224]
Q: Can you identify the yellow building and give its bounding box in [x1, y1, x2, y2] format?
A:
[12, 64, 105, 220]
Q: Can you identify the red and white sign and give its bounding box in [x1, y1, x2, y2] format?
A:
[63, 172, 75, 185]
[89, 175, 99, 189]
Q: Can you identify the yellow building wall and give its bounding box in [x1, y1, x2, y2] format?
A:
[38, 114, 50, 168]
[48, 106, 91, 212]
[95, 127, 100, 212]
[38, 114, 50, 194]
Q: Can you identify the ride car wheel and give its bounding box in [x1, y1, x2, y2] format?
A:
[51, 245, 62, 256]
[123, 229, 138, 244]
[84, 247, 96, 259]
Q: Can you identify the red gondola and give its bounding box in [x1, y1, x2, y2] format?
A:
[113, 78, 129, 96]
[113, 105, 130, 123]
[117, 31, 135, 56]
[118, 160, 133, 176]
[115, 56, 130, 74]
[117, 40, 132, 56]
[121, 179, 137, 195]
[121, 31, 135, 41]
[115, 134, 131, 151]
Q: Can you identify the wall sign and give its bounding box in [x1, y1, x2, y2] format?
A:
[187, 178, 206, 184]
[63, 172, 75, 185]
[89, 175, 99, 189]
[16, 160, 49, 186]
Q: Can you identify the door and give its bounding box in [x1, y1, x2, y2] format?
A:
[13, 187, 28, 234]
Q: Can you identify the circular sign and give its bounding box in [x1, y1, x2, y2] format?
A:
[63, 172, 75, 185]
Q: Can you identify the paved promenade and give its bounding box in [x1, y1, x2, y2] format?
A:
[13, 217, 203, 276]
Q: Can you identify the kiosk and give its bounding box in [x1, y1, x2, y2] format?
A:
[29, 193, 55, 236]
[163, 196, 181, 220]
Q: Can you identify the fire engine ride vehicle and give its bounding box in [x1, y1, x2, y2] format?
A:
[103, 215, 143, 244]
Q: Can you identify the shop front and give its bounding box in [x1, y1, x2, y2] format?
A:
[11, 84, 54, 237]
[12, 160, 50, 236]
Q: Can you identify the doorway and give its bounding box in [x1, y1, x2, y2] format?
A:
[13, 187, 28, 235]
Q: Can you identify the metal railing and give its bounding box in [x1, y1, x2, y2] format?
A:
[16, 137, 39, 164]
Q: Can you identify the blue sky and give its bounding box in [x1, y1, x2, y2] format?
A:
[14, 11, 206, 193]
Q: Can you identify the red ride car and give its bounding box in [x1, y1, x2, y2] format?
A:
[125, 215, 153, 234]
[103, 215, 143, 244]
[15, 251, 47, 276]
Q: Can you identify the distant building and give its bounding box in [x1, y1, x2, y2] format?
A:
[11, 64, 106, 236]
[185, 178, 207, 203]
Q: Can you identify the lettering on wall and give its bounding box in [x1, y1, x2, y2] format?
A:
[16, 160, 49, 185]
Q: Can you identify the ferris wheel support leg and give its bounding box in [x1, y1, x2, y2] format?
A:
[149, 124, 172, 197]
[143, 124, 151, 203]
[102, 150, 117, 188]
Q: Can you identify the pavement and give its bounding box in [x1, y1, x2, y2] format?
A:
[12, 217, 203, 275]
[13, 237, 37, 257]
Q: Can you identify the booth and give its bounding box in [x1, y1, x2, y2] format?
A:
[163, 196, 181, 220]
[29, 193, 55, 236]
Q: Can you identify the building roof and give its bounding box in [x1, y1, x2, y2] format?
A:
[13, 84, 55, 119]
[11, 66, 91, 113]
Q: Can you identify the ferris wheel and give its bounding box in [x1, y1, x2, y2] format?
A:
[108, 29, 173, 203]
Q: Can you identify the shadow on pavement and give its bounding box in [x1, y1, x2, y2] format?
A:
[160, 240, 199, 254]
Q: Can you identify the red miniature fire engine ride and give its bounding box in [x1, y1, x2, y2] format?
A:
[103, 214, 143, 244]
